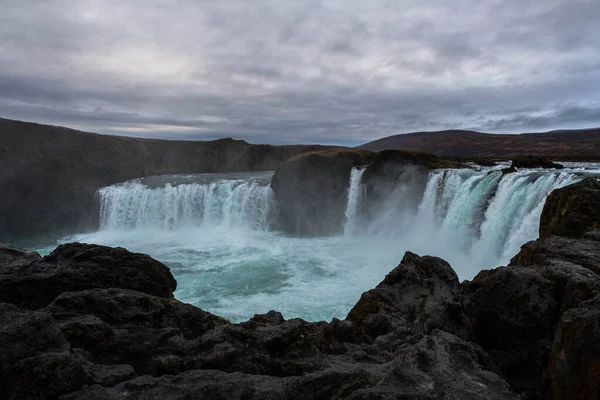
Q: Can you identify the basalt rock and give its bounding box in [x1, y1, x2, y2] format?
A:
[0, 243, 177, 309]
[0, 242, 519, 400]
[502, 155, 564, 174]
[539, 177, 600, 238]
[271, 149, 374, 235]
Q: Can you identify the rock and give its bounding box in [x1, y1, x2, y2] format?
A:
[550, 295, 600, 400]
[0, 303, 89, 400]
[539, 177, 600, 238]
[347, 252, 471, 341]
[45, 288, 227, 372]
[509, 234, 600, 275]
[9, 234, 600, 399]
[271, 149, 374, 235]
[348, 330, 520, 400]
[465, 233, 600, 398]
[511, 155, 564, 170]
[0, 245, 41, 267]
[0, 242, 177, 309]
[7, 352, 88, 400]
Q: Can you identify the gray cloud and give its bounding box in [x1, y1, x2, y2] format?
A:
[0, 0, 599, 145]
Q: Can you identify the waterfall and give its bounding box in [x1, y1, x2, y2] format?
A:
[365, 168, 579, 275]
[343, 168, 366, 236]
[99, 179, 275, 230]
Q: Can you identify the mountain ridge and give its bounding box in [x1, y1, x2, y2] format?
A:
[359, 128, 600, 159]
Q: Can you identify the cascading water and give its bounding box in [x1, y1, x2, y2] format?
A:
[99, 179, 275, 231]
[46, 164, 600, 323]
[342, 167, 580, 278]
[343, 168, 366, 236]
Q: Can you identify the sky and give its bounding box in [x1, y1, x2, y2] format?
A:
[1, 0, 600, 146]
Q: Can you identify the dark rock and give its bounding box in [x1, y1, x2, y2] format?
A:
[9, 233, 600, 399]
[0, 242, 177, 309]
[7, 352, 88, 400]
[539, 177, 600, 238]
[0, 245, 41, 267]
[271, 149, 374, 235]
[347, 252, 471, 341]
[509, 234, 600, 275]
[503, 155, 564, 174]
[45, 288, 227, 371]
[550, 295, 600, 400]
[510, 155, 564, 170]
[465, 233, 600, 398]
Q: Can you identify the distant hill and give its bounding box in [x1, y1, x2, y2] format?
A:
[359, 129, 600, 160]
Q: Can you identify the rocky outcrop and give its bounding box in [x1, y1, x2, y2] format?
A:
[1, 242, 519, 400]
[0, 118, 334, 242]
[0, 243, 176, 309]
[270, 149, 374, 235]
[539, 177, 600, 238]
[502, 155, 564, 174]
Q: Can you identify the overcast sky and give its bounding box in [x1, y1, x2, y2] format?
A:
[1, 0, 599, 145]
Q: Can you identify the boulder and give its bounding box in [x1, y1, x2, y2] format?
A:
[0, 243, 177, 309]
[271, 149, 374, 235]
[347, 252, 471, 341]
[539, 177, 600, 238]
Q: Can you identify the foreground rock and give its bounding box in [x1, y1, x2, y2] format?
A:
[1, 180, 600, 399]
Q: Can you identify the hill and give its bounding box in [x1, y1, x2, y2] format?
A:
[359, 128, 600, 160]
[0, 118, 334, 242]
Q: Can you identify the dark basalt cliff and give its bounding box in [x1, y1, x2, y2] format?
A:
[0, 118, 332, 242]
[271, 148, 374, 235]
[2, 178, 600, 399]
[270, 148, 465, 236]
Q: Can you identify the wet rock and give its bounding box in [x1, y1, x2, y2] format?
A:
[539, 177, 600, 238]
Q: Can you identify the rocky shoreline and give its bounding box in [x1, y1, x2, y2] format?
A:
[1, 177, 600, 399]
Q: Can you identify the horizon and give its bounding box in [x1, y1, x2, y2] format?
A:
[2, 1, 600, 146]
[4, 116, 600, 147]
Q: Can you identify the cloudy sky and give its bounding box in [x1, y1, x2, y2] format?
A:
[1, 0, 599, 145]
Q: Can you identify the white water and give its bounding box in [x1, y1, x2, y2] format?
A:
[46, 164, 600, 322]
[343, 168, 366, 236]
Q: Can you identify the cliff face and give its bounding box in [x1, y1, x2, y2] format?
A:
[0, 118, 331, 241]
[1, 178, 599, 399]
